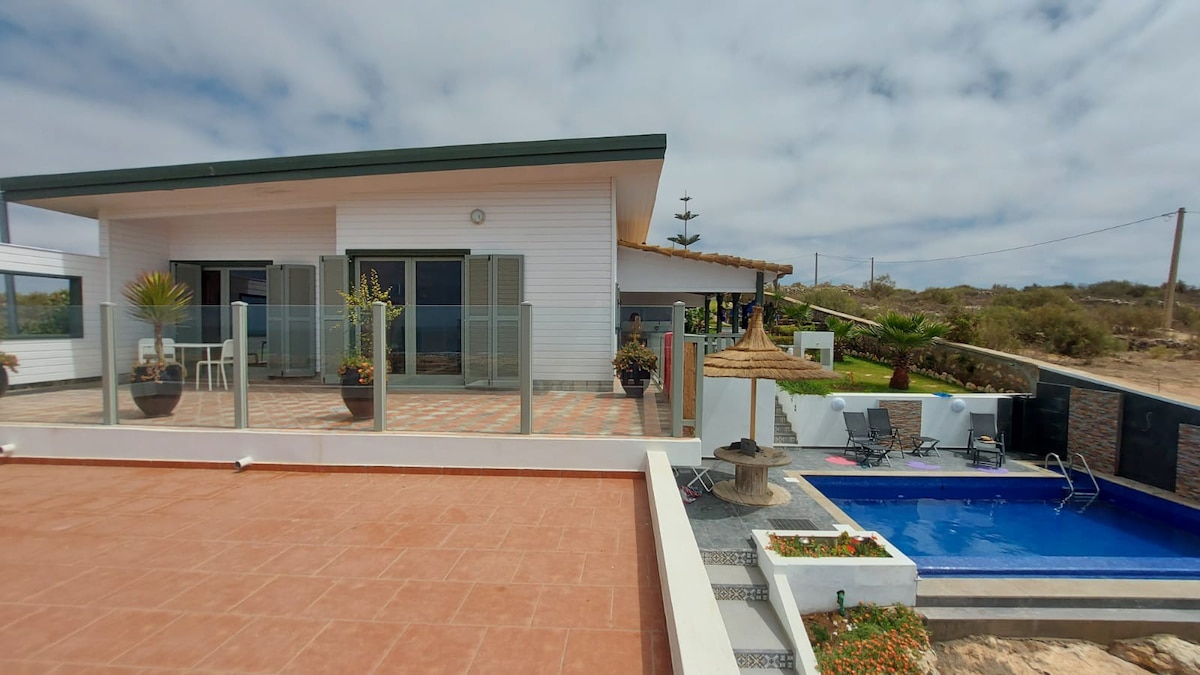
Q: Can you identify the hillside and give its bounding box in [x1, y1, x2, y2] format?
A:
[780, 278, 1200, 403]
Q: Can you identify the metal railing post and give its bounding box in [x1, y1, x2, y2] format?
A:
[520, 301, 533, 434]
[100, 302, 119, 425]
[372, 301, 387, 431]
[671, 301, 684, 438]
[694, 336, 704, 440]
[231, 301, 249, 429]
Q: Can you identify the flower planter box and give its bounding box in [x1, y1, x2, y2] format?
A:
[752, 528, 917, 614]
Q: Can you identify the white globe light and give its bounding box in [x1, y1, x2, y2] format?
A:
[830, 397, 846, 412]
[950, 398, 967, 413]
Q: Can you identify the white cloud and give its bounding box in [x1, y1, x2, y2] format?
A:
[0, 0, 1196, 289]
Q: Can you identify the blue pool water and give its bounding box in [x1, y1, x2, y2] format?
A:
[806, 474, 1200, 578]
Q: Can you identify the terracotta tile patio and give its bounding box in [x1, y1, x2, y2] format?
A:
[0, 464, 672, 673]
[0, 383, 669, 436]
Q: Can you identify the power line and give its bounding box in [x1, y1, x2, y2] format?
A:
[791, 211, 1174, 267]
[822, 259, 868, 285]
[873, 212, 1175, 265]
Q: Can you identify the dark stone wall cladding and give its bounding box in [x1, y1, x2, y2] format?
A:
[879, 400, 922, 443]
[1066, 388, 1122, 475]
[1178, 424, 1200, 502]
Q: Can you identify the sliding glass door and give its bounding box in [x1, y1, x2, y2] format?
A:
[355, 257, 463, 386]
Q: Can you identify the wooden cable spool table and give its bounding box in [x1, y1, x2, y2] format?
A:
[711, 445, 793, 507]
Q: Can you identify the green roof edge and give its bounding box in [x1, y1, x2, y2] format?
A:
[0, 133, 667, 202]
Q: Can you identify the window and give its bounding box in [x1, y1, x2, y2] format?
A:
[0, 272, 84, 339]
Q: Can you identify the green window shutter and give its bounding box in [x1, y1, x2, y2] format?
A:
[266, 264, 317, 377]
[463, 254, 524, 388]
[320, 255, 348, 384]
[169, 262, 202, 344]
[464, 255, 492, 388]
[493, 255, 523, 384]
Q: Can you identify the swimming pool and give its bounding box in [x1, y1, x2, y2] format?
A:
[805, 474, 1200, 578]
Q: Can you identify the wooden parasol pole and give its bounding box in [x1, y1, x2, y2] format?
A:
[749, 377, 757, 441]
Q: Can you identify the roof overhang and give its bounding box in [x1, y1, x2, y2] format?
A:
[1, 134, 666, 241]
[617, 242, 791, 294]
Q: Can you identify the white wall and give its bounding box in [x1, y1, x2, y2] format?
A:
[0, 244, 106, 385]
[0, 423, 702, 471]
[777, 392, 1004, 449]
[338, 182, 615, 383]
[617, 247, 773, 293]
[101, 218, 170, 365]
[165, 208, 333, 268]
[700, 378, 777, 457]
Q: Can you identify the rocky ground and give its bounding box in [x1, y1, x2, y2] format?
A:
[931, 634, 1200, 675]
[1033, 348, 1200, 406]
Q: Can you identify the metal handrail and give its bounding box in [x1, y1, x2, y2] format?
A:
[1045, 453, 1074, 498]
[1069, 453, 1101, 497]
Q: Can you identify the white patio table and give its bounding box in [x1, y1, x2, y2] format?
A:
[172, 342, 226, 390]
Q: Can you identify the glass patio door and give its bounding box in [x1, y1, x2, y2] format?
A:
[355, 257, 463, 386]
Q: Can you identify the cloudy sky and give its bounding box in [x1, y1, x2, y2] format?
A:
[1, 0, 1196, 290]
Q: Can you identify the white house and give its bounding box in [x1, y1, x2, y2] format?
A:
[0, 134, 792, 390]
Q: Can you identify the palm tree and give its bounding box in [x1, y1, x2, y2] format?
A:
[824, 316, 858, 362]
[122, 271, 193, 366]
[864, 311, 948, 390]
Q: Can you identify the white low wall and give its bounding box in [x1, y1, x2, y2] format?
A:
[700, 378, 777, 457]
[777, 392, 1005, 449]
[644, 451, 739, 674]
[753, 528, 918, 615]
[0, 424, 701, 471]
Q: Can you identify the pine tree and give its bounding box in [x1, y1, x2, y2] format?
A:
[669, 192, 701, 249]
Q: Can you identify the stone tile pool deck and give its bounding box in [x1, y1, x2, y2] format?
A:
[0, 464, 671, 674]
[680, 446, 1047, 550]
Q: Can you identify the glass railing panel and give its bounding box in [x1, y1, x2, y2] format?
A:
[0, 300, 679, 437]
[531, 304, 669, 438]
[114, 304, 230, 429]
[0, 305, 103, 426]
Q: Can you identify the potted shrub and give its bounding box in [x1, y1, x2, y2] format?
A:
[613, 325, 657, 398]
[0, 351, 16, 398]
[122, 271, 192, 417]
[336, 269, 402, 419]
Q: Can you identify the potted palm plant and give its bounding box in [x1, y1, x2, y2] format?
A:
[336, 269, 402, 419]
[0, 351, 16, 399]
[123, 271, 193, 417]
[613, 325, 658, 398]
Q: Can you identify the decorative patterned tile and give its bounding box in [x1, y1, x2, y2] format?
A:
[735, 649, 795, 669]
[711, 584, 769, 601]
[700, 549, 758, 566]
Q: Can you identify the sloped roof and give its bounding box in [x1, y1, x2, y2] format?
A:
[618, 240, 793, 276]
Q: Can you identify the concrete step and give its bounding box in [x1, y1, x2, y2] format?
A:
[917, 578, 1200, 611]
[718, 599, 796, 670]
[701, 548, 758, 566]
[920, 606, 1200, 643]
[740, 669, 797, 675]
[707, 563, 769, 601]
[917, 593, 1200, 610]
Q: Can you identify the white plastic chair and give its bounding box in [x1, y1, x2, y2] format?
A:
[138, 337, 177, 363]
[196, 339, 234, 390]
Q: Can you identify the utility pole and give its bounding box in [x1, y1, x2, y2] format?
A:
[814, 253, 819, 286]
[870, 257, 875, 291]
[1164, 207, 1186, 331]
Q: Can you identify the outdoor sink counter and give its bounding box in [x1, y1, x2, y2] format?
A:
[752, 527, 918, 614]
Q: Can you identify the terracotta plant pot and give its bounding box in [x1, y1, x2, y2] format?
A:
[340, 368, 374, 420]
[619, 366, 650, 398]
[130, 363, 184, 418]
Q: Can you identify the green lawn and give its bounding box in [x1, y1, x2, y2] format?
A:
[779, 355, 971, 396]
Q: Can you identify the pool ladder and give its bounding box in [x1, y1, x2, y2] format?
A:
[1045, 452, 1100, 501]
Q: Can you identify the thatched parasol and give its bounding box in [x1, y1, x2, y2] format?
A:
[704, 306, 843, 441]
